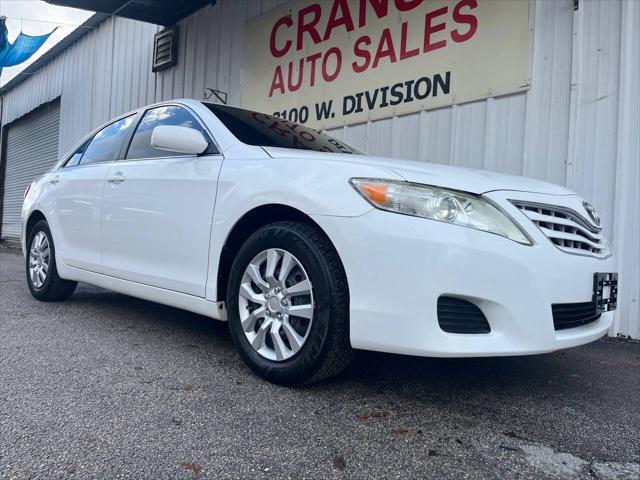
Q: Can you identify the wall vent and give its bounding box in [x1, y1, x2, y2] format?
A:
[152, 26, 178, 72]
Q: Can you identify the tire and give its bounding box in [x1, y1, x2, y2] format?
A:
[226, 221, 354, 385]
[26, 219, 77, 301]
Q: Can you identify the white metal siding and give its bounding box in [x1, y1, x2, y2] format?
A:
[1, 101, 60, 240]
[0, 0, 637, 337]
[612, 0, 640, 340]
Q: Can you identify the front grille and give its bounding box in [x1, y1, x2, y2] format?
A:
[437, 297, 490, 334]
[512, 202, 608, 258]
[552, 302, 601, 330]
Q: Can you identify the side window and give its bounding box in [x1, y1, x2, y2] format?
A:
[64, 139, 91, 167]
[125, 105, 216, 160]
[79, 115, 136, 166]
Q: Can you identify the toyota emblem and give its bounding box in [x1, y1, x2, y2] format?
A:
[583, 201, 601, 227]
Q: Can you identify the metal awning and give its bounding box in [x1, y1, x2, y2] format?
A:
[44, 0, 216, 26]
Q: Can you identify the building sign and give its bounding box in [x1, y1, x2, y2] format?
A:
[242, 0, 531, 129]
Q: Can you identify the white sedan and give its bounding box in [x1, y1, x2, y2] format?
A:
[22, 99, 617, 384]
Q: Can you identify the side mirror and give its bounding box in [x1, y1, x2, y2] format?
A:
[151, 125, 209, 155]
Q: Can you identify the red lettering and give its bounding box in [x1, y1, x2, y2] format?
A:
[352, 35, 372, 73]
[282, 120, 299, 133]
[270, 16, 293, 57]
[394, 0, 423, 11]
[306, 52, 322, 87]
[324, 0, 355, 40]
[299, 131, 315, 142]
[268, 65, 285, 97]
[358, 0, 389, 28]
[287, 58, 304, 92]
[252, 113, 270, 124]
[399, 21, 419, 60]
[451, 0, 478, 43]
[423, 6, 448, 53]
[297, 3, 322, 51]
[269, 121, 291, 137]
[373, 28, 397, 68]
[321, 47, 342, 82]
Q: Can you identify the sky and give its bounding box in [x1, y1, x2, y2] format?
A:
[0, 0, 93, 87]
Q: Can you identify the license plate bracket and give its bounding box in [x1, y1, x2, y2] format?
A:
[593, 273, 618, 314]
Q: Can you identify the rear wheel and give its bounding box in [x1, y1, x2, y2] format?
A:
[227, 221, 353, 385]
[26, 219, 77, 301]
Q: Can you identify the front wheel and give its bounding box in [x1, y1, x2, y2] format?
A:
[226, 221, 353, 385]
[26, 219, 77, 301]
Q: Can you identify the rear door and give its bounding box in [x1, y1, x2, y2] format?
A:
[101, 105, 223, 297]
[48, 114, 137, 272]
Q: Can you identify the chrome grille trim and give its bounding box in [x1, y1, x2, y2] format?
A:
[511, 201, 610, 258]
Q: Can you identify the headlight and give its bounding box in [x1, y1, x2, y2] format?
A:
[350, 178, 531, 245]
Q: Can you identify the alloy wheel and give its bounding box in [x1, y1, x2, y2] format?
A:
[29, 231, 50, 289]
[238, 248, 314, 361]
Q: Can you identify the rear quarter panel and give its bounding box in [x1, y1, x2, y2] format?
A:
[21, 173, 54, 255]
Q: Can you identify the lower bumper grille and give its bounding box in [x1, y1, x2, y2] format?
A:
[437, 297, 490, 334]
[552, 302, 601, 330]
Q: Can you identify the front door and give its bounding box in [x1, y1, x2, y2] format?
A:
[100, 105, 222, 297]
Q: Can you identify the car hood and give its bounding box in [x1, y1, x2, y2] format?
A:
[263, 147, 575, 195]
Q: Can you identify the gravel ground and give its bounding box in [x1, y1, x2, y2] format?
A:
[1, 249, 639, 479]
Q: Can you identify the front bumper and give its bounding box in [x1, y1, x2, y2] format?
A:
[311, 191, 615, 357]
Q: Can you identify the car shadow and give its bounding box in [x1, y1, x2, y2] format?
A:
[59, 283, 640, 445]
[68, 284, 229, 337]
[64, 283, 599, 398]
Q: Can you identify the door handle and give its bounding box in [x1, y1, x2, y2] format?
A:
[107, 173, 125, 184]
[49, 175, 60, 185]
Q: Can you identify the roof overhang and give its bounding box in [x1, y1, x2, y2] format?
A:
[45, 0, 216, 27]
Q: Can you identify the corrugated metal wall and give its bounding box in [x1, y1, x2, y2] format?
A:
[0, 19, 158, 152]
[0, 0, 637, 337]
[2, 101, 60, 239]
[565, 0, 639, 339]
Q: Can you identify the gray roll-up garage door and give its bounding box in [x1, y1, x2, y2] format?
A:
[1, 100, 60, 242]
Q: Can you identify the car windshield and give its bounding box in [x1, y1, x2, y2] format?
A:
[203, 103, 362, 155]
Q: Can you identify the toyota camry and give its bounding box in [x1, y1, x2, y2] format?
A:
[22, 99, 618, 384]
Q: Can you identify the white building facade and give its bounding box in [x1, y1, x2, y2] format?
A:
[0, 0, 638, 338]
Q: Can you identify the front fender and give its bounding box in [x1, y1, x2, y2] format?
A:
[205, 156, 403, 300]
[215, 156, 403, 218]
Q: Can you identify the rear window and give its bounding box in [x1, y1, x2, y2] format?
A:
[203, 103, 362, 155]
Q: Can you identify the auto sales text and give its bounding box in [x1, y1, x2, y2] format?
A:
[267, 0, 477, 97]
